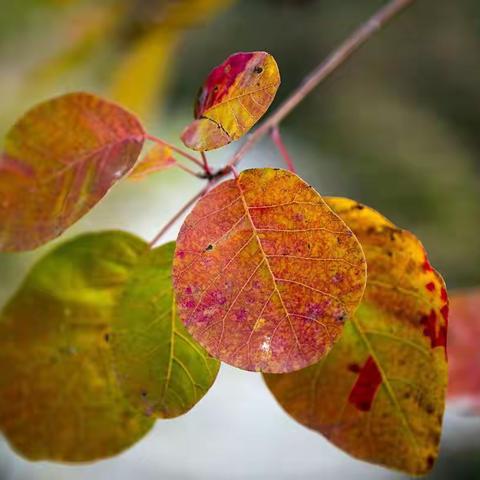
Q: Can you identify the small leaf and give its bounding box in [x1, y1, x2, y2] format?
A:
[0, 232, 153, 462]
[173, 169, 366, 373]
[264, 197, 448, 475]
[181, 51, 280, 151]
[129, 144, 176, 180]
[0, 92, 145, 252]
[111, 242, 220, 418]
[448, 289, 480, 413]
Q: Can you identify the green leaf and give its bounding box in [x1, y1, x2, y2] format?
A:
[111, 242, 220, 419]
[0, 231, 153, 462]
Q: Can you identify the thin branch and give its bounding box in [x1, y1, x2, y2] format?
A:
[201, 152, 212, 176]
[226, 0, 415, 169]
[149, 184, 210, 248]
[148, 0, 415, 247]
[145, 133, 205, 169]
[174, 161, 204, 178]
[271, 127, 296, 173]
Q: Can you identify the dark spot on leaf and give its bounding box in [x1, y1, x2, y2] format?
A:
[141, 390, 148, 398]
[426, 404, 435, 414]
[104, 333, 110, 343]
[427, 455, 435, 469]
[205, 244, 213, 251]
[254, 66, 263, 74]
[347, 363, 361, 373]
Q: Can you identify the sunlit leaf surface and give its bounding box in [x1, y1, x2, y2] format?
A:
[264, 197, 448, 475]
[0, 93, 145, 252]
[181, 51, 280, 151]
[0, 232, 154, 462]
[173, 169, 366, 373]
[111, 242, 220, 418]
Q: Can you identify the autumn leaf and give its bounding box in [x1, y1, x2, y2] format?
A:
[173, 169, 366, 373]
[0, 232, 154, 462]
[0, 92, 145, 252]
[110, 0, 235, 119]
[111, 242, 220, 419]
[129, 144, 176, 181]
[448, 289, 480, 413]
[181, 51, 281, 151]
[264, 197, 448, 475]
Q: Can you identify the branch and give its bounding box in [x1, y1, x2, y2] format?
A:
[149, 184, 210, 248]
[226, 0, 415, 169]
[149, 0, 415, 246]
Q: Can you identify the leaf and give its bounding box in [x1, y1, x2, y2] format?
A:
[0, 92, 145, 252]
[264, 197, 448, 475]
[447, 289, 480, 413]
[128, 144, 176, 181]
[172, 169, 366, 373]
[181, 51, 281, 151]
[0, 232, 154, 462]
[111, 242, 220, 418]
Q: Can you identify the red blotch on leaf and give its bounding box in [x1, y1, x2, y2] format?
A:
[425, 282, 435, 292]
[348, 356, 382, 412]
[195, 52, 255, 117]
[421, 309, 447, 350]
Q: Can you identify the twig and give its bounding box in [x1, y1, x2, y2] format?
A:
[149, 184, 210, 248]
[145, 133, 205, 169]
[271, 127, 296, 173]
[226, 0, 415, 169]
[174, 162, 204, 178]
[201, 152, 212, 176]
[149, 0, 415, 246]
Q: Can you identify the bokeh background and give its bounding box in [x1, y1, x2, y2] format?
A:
[1, 0, 480, 478]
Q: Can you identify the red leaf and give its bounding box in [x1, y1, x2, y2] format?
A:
[172, 169, 366, 373]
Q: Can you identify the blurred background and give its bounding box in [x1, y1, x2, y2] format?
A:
[1, 0, 480, 478]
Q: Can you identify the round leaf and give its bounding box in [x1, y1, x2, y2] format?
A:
[264, 197, 448, 475]
[181, 51, 281, 151]
[173, 169, 367, 373]
[0, 92, 145, 252]
[0, 232, 154, 462]
[111, 242, 220, 419]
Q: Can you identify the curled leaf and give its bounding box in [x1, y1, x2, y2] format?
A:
[129, 144, 176, 180]
[0, 92, 145, 252]
[111, 242, 220, 418]
[264, 197, 448, 475]
[181, 51, 280, 151]
[448, 289, 480, 413]
[0, 232, 153, 462]
[173, 169, 366, 373]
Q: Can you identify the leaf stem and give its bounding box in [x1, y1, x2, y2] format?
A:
[145, 133, 205, 169]
[225, 0, 415, 170]
[201, 151, 212, 176]
[270, 127, 296, 173]
[149, 184, 210, 248]
[175, 162, 204, 178]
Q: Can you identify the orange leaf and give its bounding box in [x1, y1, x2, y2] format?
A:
[264, 197, 448, 475]
[0, 92, 145, 252]
[181, 51, 280, 151]
[448, 289, 480, 413]
[173, 169, 366, 373]
[129, 144, 176, 180]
